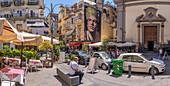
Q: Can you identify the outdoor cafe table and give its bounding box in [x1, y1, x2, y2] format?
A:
[0, 66, 25, 85]
[4, 57, 21, 65]
[29, 59, 42, 67]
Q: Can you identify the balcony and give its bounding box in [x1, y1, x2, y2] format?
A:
[28, 13, 39, 19]
[12, 13, 26, 20]
[27, 1, 39, 5]
[14, 1, 25, 6]
[0, 15, 11, 19]
[1, 2, 11, 7]
[13, 13, 26, 17]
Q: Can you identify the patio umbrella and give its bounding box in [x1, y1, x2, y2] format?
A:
[13, 32, 44, 67]
[0, 18, 25, 67]
[0, 18, 24, 43]
[13, 32, 43, 46]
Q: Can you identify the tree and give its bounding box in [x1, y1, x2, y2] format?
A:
[39, 40, 52, 58]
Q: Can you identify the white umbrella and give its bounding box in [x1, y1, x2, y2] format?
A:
[89, 42, 103, 47]
[42, 36, 59, 44]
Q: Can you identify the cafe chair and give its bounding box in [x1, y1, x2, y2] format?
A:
[0, 71, 16, 86]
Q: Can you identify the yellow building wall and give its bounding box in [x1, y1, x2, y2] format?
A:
[101, 14, 113, 42]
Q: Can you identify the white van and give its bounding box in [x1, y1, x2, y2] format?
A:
[117, 53, 165, 74]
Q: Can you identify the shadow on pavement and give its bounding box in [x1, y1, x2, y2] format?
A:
[53, 75, 69, 86]
[109, 74, 122, 78]
[86, 71, 98, 74]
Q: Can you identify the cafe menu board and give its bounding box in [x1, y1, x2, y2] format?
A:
[87, 57, 98, 73]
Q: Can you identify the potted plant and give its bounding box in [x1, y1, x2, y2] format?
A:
[12, 49, 21, 58]
[65, 55, 70, 64]
[67, 54, 76, 65]
[3, 45, 13, 58]
[53, 45, 60, 62]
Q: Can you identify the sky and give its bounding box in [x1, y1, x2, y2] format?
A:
[44, 0, 114, 16]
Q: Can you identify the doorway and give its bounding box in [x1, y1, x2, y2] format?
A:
[144, 26, 157, 51]
[148, 41, 154, 51]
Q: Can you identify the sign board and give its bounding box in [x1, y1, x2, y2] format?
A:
[87, 57, 98, 73]
[59, 52, 65, 63]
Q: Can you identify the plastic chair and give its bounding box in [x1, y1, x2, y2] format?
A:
[0, 71, 15, 86]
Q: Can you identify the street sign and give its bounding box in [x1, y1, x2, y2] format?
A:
[52, 22, 54, 31]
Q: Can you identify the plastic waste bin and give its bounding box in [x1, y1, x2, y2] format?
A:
[112, 59, 124, 75]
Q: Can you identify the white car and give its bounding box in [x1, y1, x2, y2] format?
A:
[92, 52, 112, 70]
[117, 53, 165, 74]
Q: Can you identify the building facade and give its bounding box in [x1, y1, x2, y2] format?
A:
[0, 0, 45, 49]
[57, 0, 117, 45]
[115, 0, 170, 51]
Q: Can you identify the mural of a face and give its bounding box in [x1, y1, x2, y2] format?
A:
[87, 15, 97, 32]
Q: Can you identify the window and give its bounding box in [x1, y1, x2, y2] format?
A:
[79, 4, 82, 8]
[17, 24, 22, 32]
[93, 53, 100, 57]
[72, 18, 73, 24]
[17, 10, 22, 16]
[131, 55, 144, 63]
[30, 10, 35, 17]
[29, 0, 37, 2]
[122, 55, 132, 62]
[78, 27, 81, 37]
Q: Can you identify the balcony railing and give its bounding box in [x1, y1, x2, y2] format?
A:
[0, 15, 11, 19]
[28, 13, 39, 19]
[14, 1, 25, 6]
[13, 13, 26, 17]
[1, 2, 11, 7]
[27, 1, 39, 5]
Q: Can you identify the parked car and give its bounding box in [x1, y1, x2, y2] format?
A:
[91, 52, 112, 70]
[117, 53, 165, 74]
[72, 51, 90, 65]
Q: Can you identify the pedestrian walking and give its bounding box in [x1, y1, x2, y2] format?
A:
[158, 48, 163, 59]
[115, 49, 119, 59]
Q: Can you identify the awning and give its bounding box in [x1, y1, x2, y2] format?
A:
[27, 21, 46, 27]
[70, 43, 82, 46]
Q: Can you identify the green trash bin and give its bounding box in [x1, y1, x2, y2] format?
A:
[112, 59, 124, 75]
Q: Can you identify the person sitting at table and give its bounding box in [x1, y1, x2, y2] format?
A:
[69, 57, 84, 84]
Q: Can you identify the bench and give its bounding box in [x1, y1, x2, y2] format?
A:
[56, 68, 79, 86]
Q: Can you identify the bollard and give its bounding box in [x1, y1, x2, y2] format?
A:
[85, 57, 87, 67]
[107, 63, 111, 74]
[151, 65, 155, 79]
[127, 65, 131, 78]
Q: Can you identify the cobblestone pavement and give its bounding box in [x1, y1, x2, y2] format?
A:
[26, 52, 170, 86]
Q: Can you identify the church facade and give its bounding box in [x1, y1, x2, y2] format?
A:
[114, 0, 170, 51]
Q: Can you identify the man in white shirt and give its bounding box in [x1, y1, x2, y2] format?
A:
[69, 57, 84, 84]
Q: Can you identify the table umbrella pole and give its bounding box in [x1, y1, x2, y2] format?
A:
[20, 42, 23, 68]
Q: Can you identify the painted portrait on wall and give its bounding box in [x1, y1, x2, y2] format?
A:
[84, 6, 101, 42]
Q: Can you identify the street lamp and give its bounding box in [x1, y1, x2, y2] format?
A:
[39, 3, 63, 68]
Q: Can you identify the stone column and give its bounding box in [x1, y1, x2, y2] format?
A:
[137, 22, 140, 43]
[161, 22, 164, 42]
[114, 0, 125, 42]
